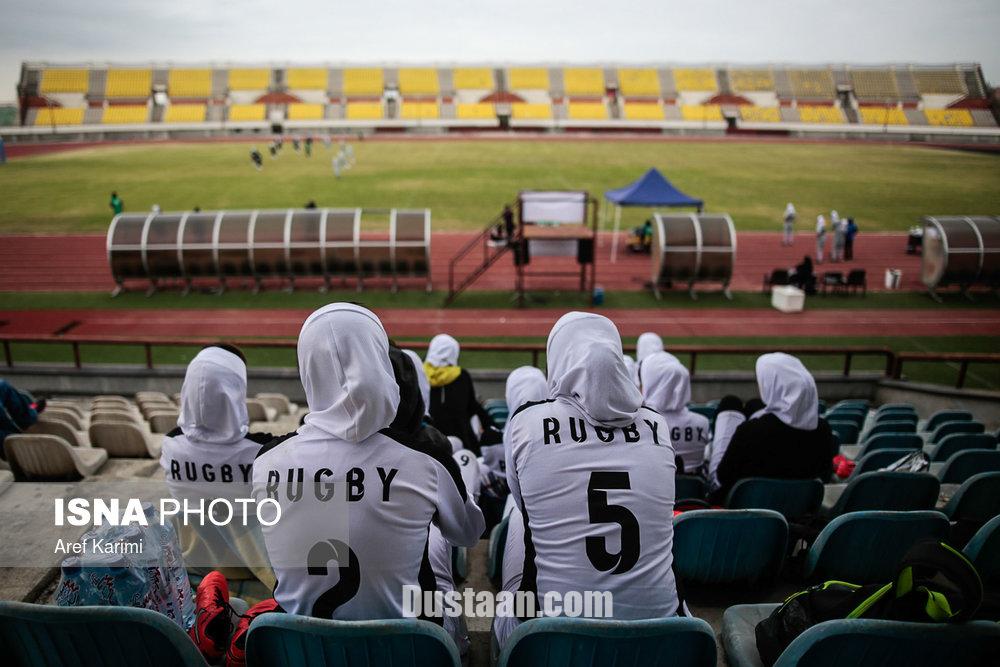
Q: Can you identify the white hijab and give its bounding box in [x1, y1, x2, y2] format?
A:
[636, 332, 664, 362]
[640, 352, 690, 415]
[623, 354, 639, 387]
[547, 312, 642, 427]
[298, 303, 400, 443]
[784, 203, 796, 217]
[504, 366, 548, 414]
[177, 347, 249, 444]
[755, 352, 819, 431]
[402, 349, 431, 416]
[425, 334, 460, 367]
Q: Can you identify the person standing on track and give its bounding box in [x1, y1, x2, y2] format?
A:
[782, 202, 796, 246]
[815, 214, 827, 263]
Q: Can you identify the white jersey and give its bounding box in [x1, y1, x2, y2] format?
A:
[664, 410, 711, 474]
[505, 399, 679, 620]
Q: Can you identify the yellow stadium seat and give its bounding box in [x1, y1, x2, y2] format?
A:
[398, 68, 439, 96]
[164, 104, 206, 123]
[346, 102, 383, 120]
[400, 102, 439, 119]
[681, 105, 722, 121]
[228, 104, 265, 121]
[343, 68, 384, 96]
[797, 105, 844, 123]
[453, 68, 494, 90]
[286, 68, 327, 90]
[789, 70, 835, 98]
[456, 103, 495, 120]
[563, 68, 604, 96]
[102, 105, 148, 124]
[623, 103, 665, 120]
[511, 103, 552, 120]
[730, 69, 775, 92]
[168, 69, 211, 97]
[673, 68, 717, 92]
[850, 70, 899, 99]
[287, 103, 324, 120]
[924, 109, 974, 127]
[33, 107, 85, 125]
[913, 70, 966, 96]
[105, 69, 151, 98]
[567, 102, 607, 120]
[39, 69, 89, 94]
[228, 69, 269, 91]
[739, 106, 781, 122]
[508, 68, 549, 91]
[618, 69, 660, 97]
[859, 107, 908, 125]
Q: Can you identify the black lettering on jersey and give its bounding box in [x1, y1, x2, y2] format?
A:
[238, 463, 252, 484]
[170, 460, 180, 480]
[347, 468, 365, 501]
[569, 417, 587, 443]
[307, 539, 361, 618]
[377, 467, 398, 501]
[542, 417, 561, 444]
[314, 468, 335, 501]
[184, 461, 197, 481]
[643, 419, 661, 445]
[265, 470, 279, 499]
[287, 468, 305, 502]
[595, 426, 614, 443]
[622, 423, 640, 443]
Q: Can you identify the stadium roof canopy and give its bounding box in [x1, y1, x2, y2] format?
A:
[605, 168, 703, 210]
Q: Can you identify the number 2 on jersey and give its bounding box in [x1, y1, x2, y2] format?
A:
[585, 471, 640, 574]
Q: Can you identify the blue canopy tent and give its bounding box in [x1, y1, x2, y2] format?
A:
[605, 168, 704, 261]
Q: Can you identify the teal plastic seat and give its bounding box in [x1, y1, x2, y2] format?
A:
[923, 410, 972, 433]
[673, 510, 787, 585]
[873, 411, 917, 425]
[929, 433, 998, 462]
[828, 420, 859, 445]
[246, 615, 460, 667]
[823, 472, 940, 518]
[943, 472, 1000, 523]
[675, 474, 706, 500]
[856, 432, 922, 455]
[865, 420, 917, 437]
[826, 410, 865, 428]
[929, 420, 985, 444]
[964, 515, 1000, 585]
[488, 513, 511, 587]
[875, 402, 916, 415]
[483, 398, 508, 413]
[725, 478, 824, 521]
[0, 601, 208, 667]
[688, 405, 716, 421]
[804, 510, 949, 583]
[498, 616, 717, 667]
[937, 450, 1000, 484]
[848, 449, 914, 479]
[721, 603, 1000, 667]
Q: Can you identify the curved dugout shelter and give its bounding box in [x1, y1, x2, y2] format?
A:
[650, 213, 737, 299]
[921, 216, 1000, 298]
[107, 208, 432, 294]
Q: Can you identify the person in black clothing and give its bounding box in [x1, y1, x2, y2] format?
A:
[422, 334, 493, 452]
[0, 379, 44, 458]
[709, 353, 834, 503]
[790, 255, 816, 295]
[502, 205, 515, 244]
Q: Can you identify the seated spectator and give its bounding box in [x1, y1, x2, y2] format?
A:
[710, 353, 834, 503]
[623, 354, 640, 386]
[790, 255, 817, 294]
[636, 331, 664, 363]
[481, 366, 547, 484]
[0, 379, 43, 457]
[496, 312, 679, 648]
[253, 304, 483, 632]
[640, 352, 710, 474]
[402, 348, 431, 419]
[423, 334, 493, 451]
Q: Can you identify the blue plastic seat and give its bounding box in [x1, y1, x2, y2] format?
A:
[865, 420, 917, 437]
[721, 603, 1000, 667]
[675, 474, 706, 501]
[964, 515, 1000, 585]
[875, 403, 916, 415]
[929, 420, 985, 444]
[929, 433, 997, 462]
[497, 616, 716, 667]
[826, 409, 865, 427]
[804, 510, 949, 583]
[246, 615, 460, 667]
[673, 509, 787, 585]
[725, 478, 824, 521]
[873, 411, 917, 425]
[943, 472, 1000, 524]
[923, 410, 972, 433]
[488, 513, 511, 587]
[847, 449, 914, 479]
[823, 472, 940, 518]
[937, 449, 1000, 484]
[828, 420, 859, 445]
[855, 432, 923, 456]
[0, 601, 208, 667]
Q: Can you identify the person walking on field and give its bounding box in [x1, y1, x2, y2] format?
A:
[815, 214, 827, 263]
[109, 191, 123, 215]
[782, 202, 796, 246]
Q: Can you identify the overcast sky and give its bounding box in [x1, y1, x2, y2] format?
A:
[1, 0, 997, 103]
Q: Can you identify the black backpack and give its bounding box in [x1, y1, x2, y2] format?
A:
[755, 539, 984, 666]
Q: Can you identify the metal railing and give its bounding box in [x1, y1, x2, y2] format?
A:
[893, 352, 1000, 390]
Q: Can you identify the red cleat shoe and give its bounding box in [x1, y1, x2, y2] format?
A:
[226, 598, 281, 667]
[188, 571, 232, 662]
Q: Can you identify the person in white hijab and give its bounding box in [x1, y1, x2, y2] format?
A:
[403, 349, 431, 417]
[831, 210, 845, 262]
[636, 332, 664, 363]
[495, 312, 679, 649]
[815, 214, 827, 263]
[623, 354, 640, 387]
[640, 352, 710, 474]
[481, 366, 548, 484]
[710, 352, 833, 502]
[782, 202, 796, 246]
[253, 304, 484, 628]
[423, 333, 493, 449]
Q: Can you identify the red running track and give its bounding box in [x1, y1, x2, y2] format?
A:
[2, 307, 999, 339]
[0, 231, 924, 293]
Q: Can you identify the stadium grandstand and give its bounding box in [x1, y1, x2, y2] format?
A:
[7, 61, 998, 143]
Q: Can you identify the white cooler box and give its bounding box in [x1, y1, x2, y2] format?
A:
[771, 285, 805, 313]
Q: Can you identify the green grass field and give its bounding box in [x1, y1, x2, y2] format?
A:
[1, 140, 998, 233]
